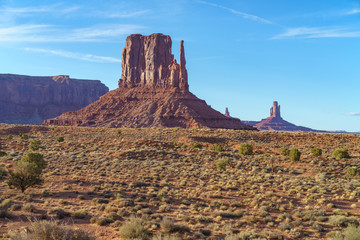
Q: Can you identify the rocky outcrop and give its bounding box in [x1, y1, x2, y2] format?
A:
[243, 101, 322, 132]
[118, 34, 188, 90]
[270, 101, 281, 118]
[0, 74, 109, 124]
[224, 108, 230, 117]
[45, 33, 255, 130]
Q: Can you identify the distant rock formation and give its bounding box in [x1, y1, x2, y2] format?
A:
[243, 101, 321, 132]
[224, 108, 230, 117]
[45, 33, 255, 130]
[0, 74, 109, 124]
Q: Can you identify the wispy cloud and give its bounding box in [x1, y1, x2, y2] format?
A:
[346, 112, 360, 116]
[272, 27, 360, 39]
[24, 48, 121, 63]
[99, 10, 150, 18]
[0, 4, 80, 15]
[345, 8, 360, 15]
[195, 0, 272, 24]
[0, 24, 144, 42]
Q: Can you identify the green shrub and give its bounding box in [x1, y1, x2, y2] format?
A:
[160, 218, 190, 233]
[289, 148, 301, 162]
[210, 144, 223, 152]
[346, 167, 360, 177]
[216, 157, 230, 171]
[29, 140, 40, 151]
[56, 137, 64, 142]
[6, 135, 13, 140]
[310, 148, 322, 156]
[0, 151, 6, 157]
[20, 153, 47, 172]
[333, 148, 350, 159]
[239, 143, 253, 155]
[191, 143, 202, 149]
[329, 215, 359, 227]
[330, 224, 360, 240]
[0, 167, 7, 179]
[0, 199, 12, 218]
[8, 219, 94, 240]
[118, 218, 150, 240]
[19, 133, 28, 140]
[74, 210, 88, 219]
[7, 153, 47, 193]
[152, 235, 181, 240]
[281, 148, 290, 156]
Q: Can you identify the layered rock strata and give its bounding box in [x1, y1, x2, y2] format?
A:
[0, 74, 108, 124]
[45, 33, 255, 130]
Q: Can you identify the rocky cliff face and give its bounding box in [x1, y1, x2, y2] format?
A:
[45, 33, 255, 130]
[118, 34, 189, 90]
[244, 101, 322, 132]
[0, 74, 109, 124]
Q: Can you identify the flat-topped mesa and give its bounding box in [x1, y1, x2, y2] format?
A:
[118, 33, 189, 90]
[270, 101, 281, 118]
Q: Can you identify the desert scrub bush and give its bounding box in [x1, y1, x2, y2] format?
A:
[329, 215, 359, 227]
[329, 224, 360, 240]
[281, 148, 290, 156]
[289, 148, 301, 162]
[210, 144, 223, 152]
[7, 153, 47, 193]
[0, 199, 12, 218]
[118, 217, 150, 240]
[28, 140, 40, 151]
[161, 218, 190, 233]
[0, 166, 7, 179]
[0, 151, 6, 157]
[152, 235, 181, 240]
[310, 148, 322, 156]
[56, 136, 64, 142]
[19, 133, 28, 140]
[239, 143, 253, 155]
[216, 157, 230, 171]
[333, 148, 350, 159]
[74, 210, 88, 219]
[346, 167, 360, 177]
[191, 143, 202, 149]
[8, 219, 94, 240]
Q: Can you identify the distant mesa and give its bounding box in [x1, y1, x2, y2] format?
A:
[0, 74, 108, 124]
[243, 101, 322, 132]
[45, 33, 255, 130]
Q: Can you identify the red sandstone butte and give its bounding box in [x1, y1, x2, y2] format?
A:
[0, 74, 108, 124]
[244, 101, 321, 132]
[45, 33, 255, 130]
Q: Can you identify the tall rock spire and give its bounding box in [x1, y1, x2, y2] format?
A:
[179, 40, 189, 90]
[270, 101, 281, 118]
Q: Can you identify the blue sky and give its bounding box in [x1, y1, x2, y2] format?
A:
[1, 0, 360, 132]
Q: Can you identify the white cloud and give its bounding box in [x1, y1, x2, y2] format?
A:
[0, 24, 144, 42]
[24, 48, 121, 63]
[101, 10, 150, 18]
[345, 8, 360, 15]
[0, 4, 80, 15]
[346, 112, 360, 116]
[196, 0, 272, 24]
[272, 27, 360, 39]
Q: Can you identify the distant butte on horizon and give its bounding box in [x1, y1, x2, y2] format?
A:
[45, 33, 256, 130]
[243, 101, 324, 132]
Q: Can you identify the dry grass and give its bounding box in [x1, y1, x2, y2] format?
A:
[0, 124, 360, 239]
